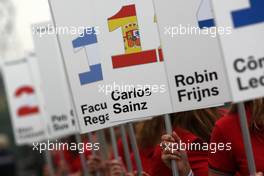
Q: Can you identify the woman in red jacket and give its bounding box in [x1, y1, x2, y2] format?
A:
[130, 116, 164, 173]
[209, 98, 264, 176]
[150, 108, 223, 176]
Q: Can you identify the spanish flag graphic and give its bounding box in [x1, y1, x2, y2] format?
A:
[108, 4, 141, 54]
[108, 4, 159, 69]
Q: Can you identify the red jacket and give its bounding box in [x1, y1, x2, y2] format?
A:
[209, 111, 264, 175]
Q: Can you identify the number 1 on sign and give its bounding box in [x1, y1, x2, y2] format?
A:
[108, 4, 162, 69]
[72, 28, 103, 85]
[108, 5, 142, 54]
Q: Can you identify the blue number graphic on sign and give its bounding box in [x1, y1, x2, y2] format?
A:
[232, 0, 264, 28]
[197, 0, 215, 28]
[72, 27, 103, 85]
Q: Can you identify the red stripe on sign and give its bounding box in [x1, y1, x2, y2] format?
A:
[15, 86, 34, 97]
[158, 48, 164, 62]
[108, 5, 136, 20]
[112, 49, 157, 69]
[17, 106, 39, 117]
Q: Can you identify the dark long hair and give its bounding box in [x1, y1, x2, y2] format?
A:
[136, 116, 165, 148]
[171, 108, 222, 142]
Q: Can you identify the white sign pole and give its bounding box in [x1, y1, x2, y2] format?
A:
[109, 127, 122, 164]
[87, 133, 100, 176]
[109, 126, 125, 176]
[75, 133, 90, 176]
[97, 130, 108, 160]
[44, 148, 56, 176]
[127, 123, 143, 175]
[237, 103, 256, 175]
[109, 127, 124, 176]
[120, 124, 133, 172]
[58, 139, 68, 176]
[164, 114, 179, 176]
